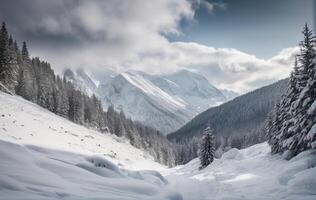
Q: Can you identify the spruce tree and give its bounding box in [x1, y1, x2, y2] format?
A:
[199, 126, 215, 169]
[267, 24, 316, 158]
[17, 42, 38, 101]
[0, 22, 13, 89]
[283, 24, 316, 157]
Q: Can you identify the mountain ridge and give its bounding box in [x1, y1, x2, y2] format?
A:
[66, 68, 228, 134]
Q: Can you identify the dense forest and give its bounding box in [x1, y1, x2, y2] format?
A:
[0, 22, 175, 166]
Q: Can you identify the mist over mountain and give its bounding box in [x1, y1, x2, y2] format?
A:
[66, 69, 228, 134]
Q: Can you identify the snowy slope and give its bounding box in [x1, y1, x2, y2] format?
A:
[0, 92, 166, 170]
[0, 92, 183, 199]
[164, 142, 316, 200]
[150, 70, 226, 115]
[1, 93, 315, 200]
[98, 70, 226, 133]
[0, 141, 181, 200]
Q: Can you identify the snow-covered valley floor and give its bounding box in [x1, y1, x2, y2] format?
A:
[164, 143, 316, 200]
[1, 92, 316, 200]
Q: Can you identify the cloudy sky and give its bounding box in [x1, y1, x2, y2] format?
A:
[0, 0, 314, 93]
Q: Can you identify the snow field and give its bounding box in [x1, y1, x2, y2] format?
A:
[0, 91, 184, 199]
[0, 140, 181, 200]
[164, 143, 316, 200]
[1, 91, 316, 200]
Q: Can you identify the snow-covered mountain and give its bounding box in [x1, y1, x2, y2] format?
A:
[64, 68, 227, 133]
[64, 68, 98, 97]
[150, 70, 226, 115]
[64, 68, 118, 96]
[97, 70, 226, 133]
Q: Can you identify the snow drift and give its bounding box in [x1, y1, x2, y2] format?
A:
[165, 143, 316, 200]
[0, 91, 181, 199]
[0, 140, 181, 200]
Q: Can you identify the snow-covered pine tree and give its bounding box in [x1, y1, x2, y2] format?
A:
[266, 102, 283, 153]
[6, 35, 19, 92]
[267, 24, 316, 158]
[17, 42, 38, 102]
[59, 76, 70, 117]
[285, 25, 316, 155]
[91, 94, 104, 129]
[280, 24, 316, 157]
[68, 88, 84, 124]
[0, 22, 14, 91]
[199, 126, 215, 170]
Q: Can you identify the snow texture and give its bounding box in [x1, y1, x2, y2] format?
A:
[0, 91, 183, 199]
[164, 143, 316, 200]
[0, 141, 180, 200]
[0, 91, 165, 171]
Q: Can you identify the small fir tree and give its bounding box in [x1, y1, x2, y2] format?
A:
[199, 126, 215, 170]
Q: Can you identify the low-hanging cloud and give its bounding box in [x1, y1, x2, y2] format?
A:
[0, 0, 298, 93]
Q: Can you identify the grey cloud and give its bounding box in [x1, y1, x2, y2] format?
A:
[0, 0, 297, 93]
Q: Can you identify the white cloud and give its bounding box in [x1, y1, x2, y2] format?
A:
[18, 0, 297, 94]
[119, 41, 298, 93]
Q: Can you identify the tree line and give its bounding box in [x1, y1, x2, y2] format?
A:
[0, 22, 175, 166]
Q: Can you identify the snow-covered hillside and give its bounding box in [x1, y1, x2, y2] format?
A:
[99, 71, 191, 133]
[0, 92, 184, 199]
[164, 142, 316, 200]
[0, 92, 164, 170]
[0, 140, 180, 200]
[98, 70, 226, 133]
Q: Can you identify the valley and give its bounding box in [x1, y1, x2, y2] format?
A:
[0, 1, 315, 199]
[1, 91, 315, 200]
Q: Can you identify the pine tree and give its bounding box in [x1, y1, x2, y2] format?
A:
[282, 24, 316, 157]
[18, 42, 38, 101]
[298, 23, 315, 85]
[21, 41, 29, 60]
[266, 102, 284, 153]
[15, 66, 27, 97]
[6, 35, 19, 92]
[0, 22, 13, 90]
[267, 24, 316, 158]
[199, 127, 215, 169]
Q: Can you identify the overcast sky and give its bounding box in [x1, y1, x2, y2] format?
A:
[0, 0, 314, 93]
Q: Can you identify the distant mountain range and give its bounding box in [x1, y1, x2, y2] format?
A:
[64, 69, 238, 134]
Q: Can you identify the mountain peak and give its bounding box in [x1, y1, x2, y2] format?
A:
[70, 69, 228, 133]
